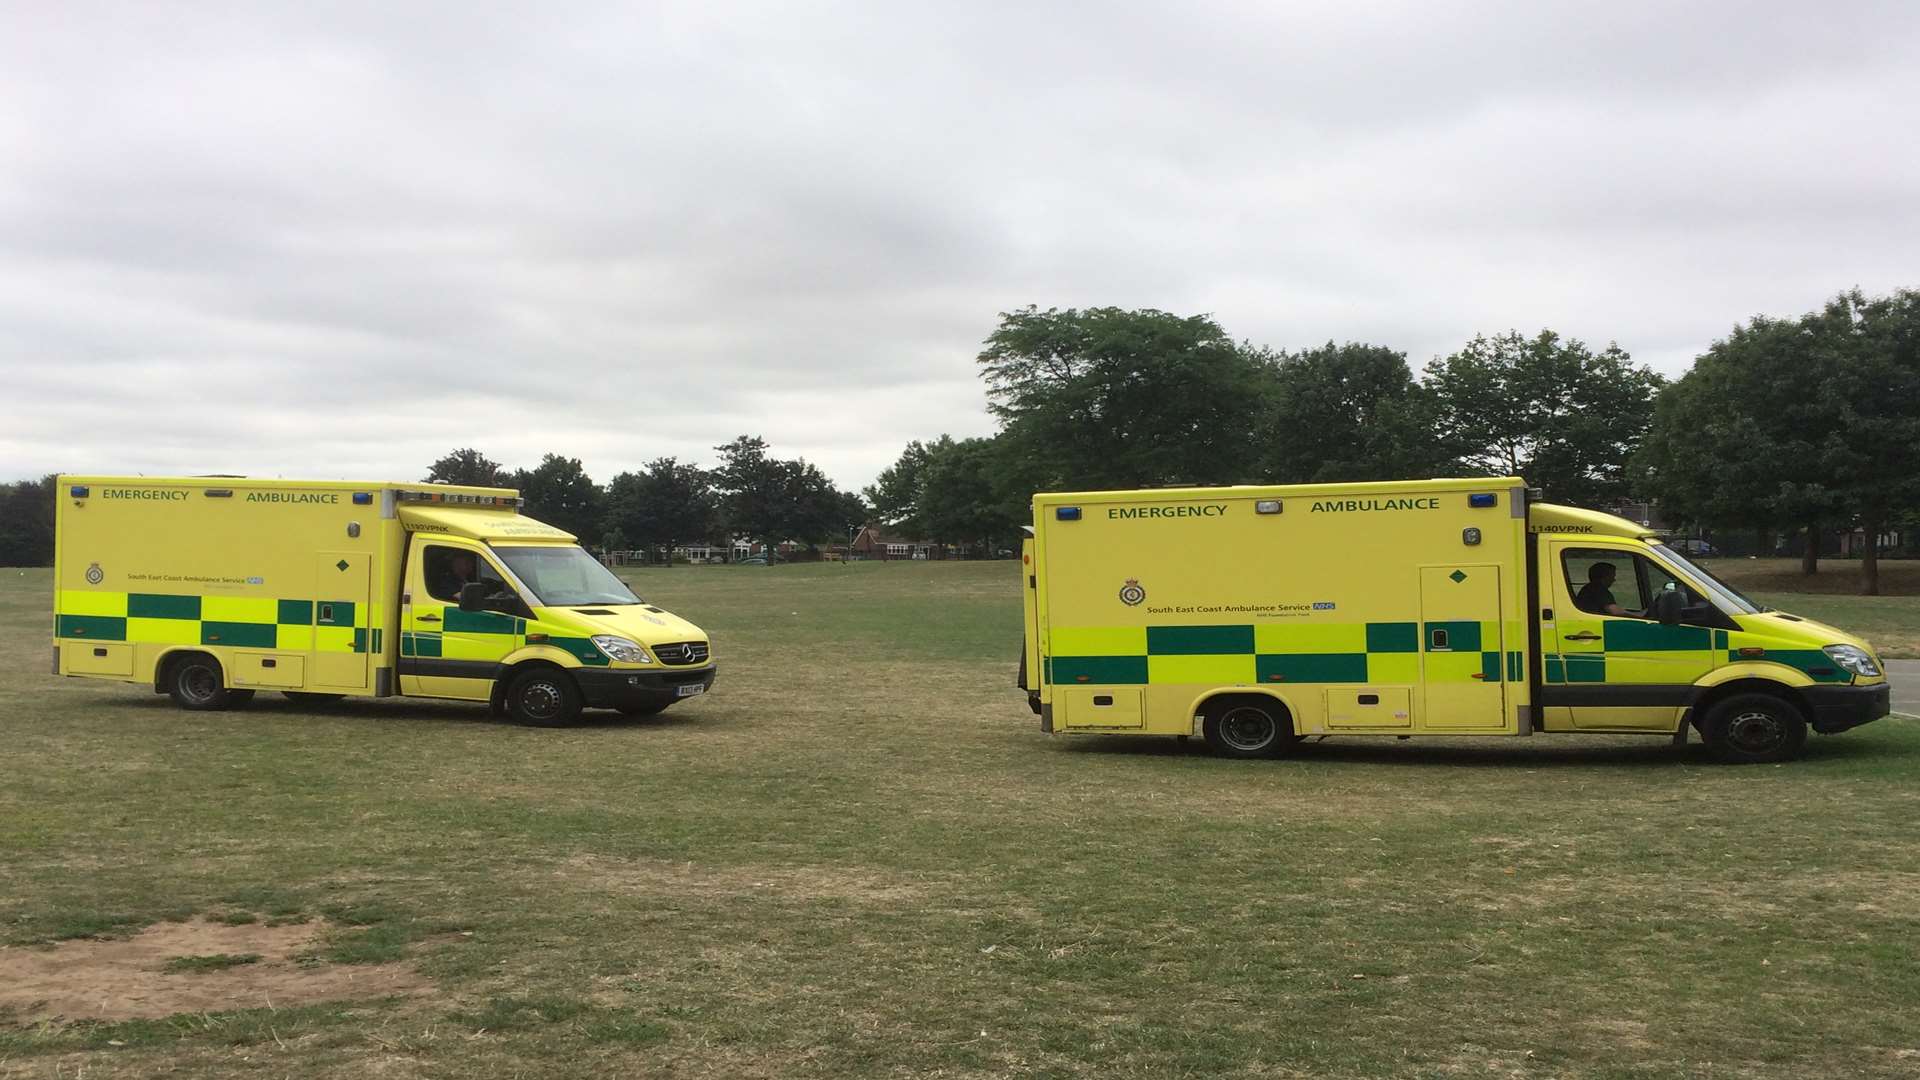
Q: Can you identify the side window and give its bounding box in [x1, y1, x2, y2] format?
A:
[1640, 558, 1705, 607]
[1561, 548, 1649, 616]
[422, 545, 507, 604]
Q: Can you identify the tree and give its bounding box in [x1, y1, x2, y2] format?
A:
[1424, 330, 1664, 507]
[978, 306, 1268, 491]
[1253, 342, 1452, 483]
[0, 475, 57, 567]
[1639, 313, 1852, 578]
[511, 454, 603, 544]
[710, 436, 787, 549]
[920, 437, 1023, 556]
[864, 437, 950, 537]
[712, 436, 864, 553]
[424, 448, 511, 487]
[605, 458, 717, 565]
[1802, 288, 1920, 594]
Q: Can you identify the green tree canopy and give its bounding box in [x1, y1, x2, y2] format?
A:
[0, 475, 56, 567]
[1253, 342, 1451, 484]
[1424, 330, 1663, 507]
[424, 448, 511, 487]
[713, 435, 864, 550]
[605, 458, 717, 562]
[512, 454, 603, 544]
[1648, 289, 1920, 591]
[919, 437, 1024, 555]
[864, 436, 950, 536]
[1637, 316, 1834, 535]
[978, 306, 1267, 490]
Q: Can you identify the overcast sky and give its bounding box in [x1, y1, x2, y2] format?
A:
[2, 1, 1915, 491]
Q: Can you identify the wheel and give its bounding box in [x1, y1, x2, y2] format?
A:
[1701, 693, 1808, 764]
[282, 692, 344, 705]
[504, 668, 583, 727]
[1202, 697, 1297, 759]
[616, 702, 668, 718]
[166, 654, 251, 711]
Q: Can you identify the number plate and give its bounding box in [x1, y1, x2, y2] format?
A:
[675, 683, 706, 698]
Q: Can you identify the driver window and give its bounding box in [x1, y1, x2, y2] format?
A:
[1640, 558, 1707, 609]
[423, 545, 507, 604]
[1562, 549, 1650, 616]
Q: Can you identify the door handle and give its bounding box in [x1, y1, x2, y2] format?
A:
[1563, 631, 1600, 641]
[417, 614, 442, 623]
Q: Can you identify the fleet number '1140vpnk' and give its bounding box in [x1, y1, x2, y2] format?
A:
[1018, 478, 1889, 763]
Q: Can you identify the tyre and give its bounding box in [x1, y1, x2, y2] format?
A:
[616, 702, 668, 718]
[1201, 697, 1298, 759]
[166, 654, 252, 711]
[282, 691, 345, 705]
[504, 667, 583, 727]
[1701, 693, 1808, 764]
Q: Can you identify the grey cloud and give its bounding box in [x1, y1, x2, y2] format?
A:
[2, 0, 1916, 488]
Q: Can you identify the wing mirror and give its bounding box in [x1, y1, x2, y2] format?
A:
[458, 581, 490, 612]
[1650, 589, 1684, 626]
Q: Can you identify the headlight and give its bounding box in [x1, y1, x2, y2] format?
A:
[591, 635, 652, 664]
[1822, 645, 1881, 678]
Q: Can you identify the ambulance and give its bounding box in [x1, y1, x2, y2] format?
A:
[51, 476, 715, 726]
[1017, 478, 1891, 763]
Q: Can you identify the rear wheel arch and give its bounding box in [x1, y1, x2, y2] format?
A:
[1196, 691, 1301, 759]
[1189, 687, 1299, 730]
[153, 647, 202, 693]
[160, 650, 253, 711]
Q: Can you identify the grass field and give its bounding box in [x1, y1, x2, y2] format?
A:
[1702, 558, 1920, 658]
[3, 562, 1919, 1078]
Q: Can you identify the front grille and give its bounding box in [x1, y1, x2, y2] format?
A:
[653, 641, 709, 665]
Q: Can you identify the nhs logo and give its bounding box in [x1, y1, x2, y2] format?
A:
[1312, 601, 1336, 611]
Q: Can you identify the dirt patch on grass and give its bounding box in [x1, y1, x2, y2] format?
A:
[0, 918, 432, 1023]
[559, 854, 929, 904]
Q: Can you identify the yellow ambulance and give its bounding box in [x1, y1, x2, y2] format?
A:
[52, 476, 715, 725]
[1017, 478, 1890, 763]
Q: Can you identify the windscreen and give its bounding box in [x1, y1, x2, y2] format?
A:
[1651, 543, 1763, 614]
[494, 545, 641, 607]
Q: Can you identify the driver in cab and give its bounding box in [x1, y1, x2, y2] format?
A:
[1574, 561, 1630, 617]
[429, 550, 505, 605]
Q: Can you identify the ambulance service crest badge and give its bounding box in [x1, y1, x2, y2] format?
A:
[85, 562, 104, 585]
[1118, 578, 1146, 606]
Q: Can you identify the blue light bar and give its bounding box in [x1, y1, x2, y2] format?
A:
[1055, 506, 1082, 521]
[1468, 493, 1498, 508]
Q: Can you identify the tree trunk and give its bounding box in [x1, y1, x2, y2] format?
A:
[1754, 525, 1768, 558]
[1861, 515, 1880, 596]
[1801, 521, 1819, 575]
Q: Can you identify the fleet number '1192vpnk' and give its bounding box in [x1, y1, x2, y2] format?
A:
[52, 476, 715, 726]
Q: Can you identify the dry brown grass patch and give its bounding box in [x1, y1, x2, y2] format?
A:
[0, 918, 433, 1023]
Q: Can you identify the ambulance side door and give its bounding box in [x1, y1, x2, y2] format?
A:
[1544, 542, 1717, 731]
[399, 537, 524, 701]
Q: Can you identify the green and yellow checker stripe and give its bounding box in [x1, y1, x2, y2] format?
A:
[56, 591, 382, 654]
[399, 607, 611, 667]
[1540, 624, 1851, 685]
[1048, 622, 1520, 686]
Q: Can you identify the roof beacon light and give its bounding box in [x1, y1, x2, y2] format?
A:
[1056, 506, 1082, 521]
[1468, 493, 1498, 508]
[1255, 500, 1282, 515]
